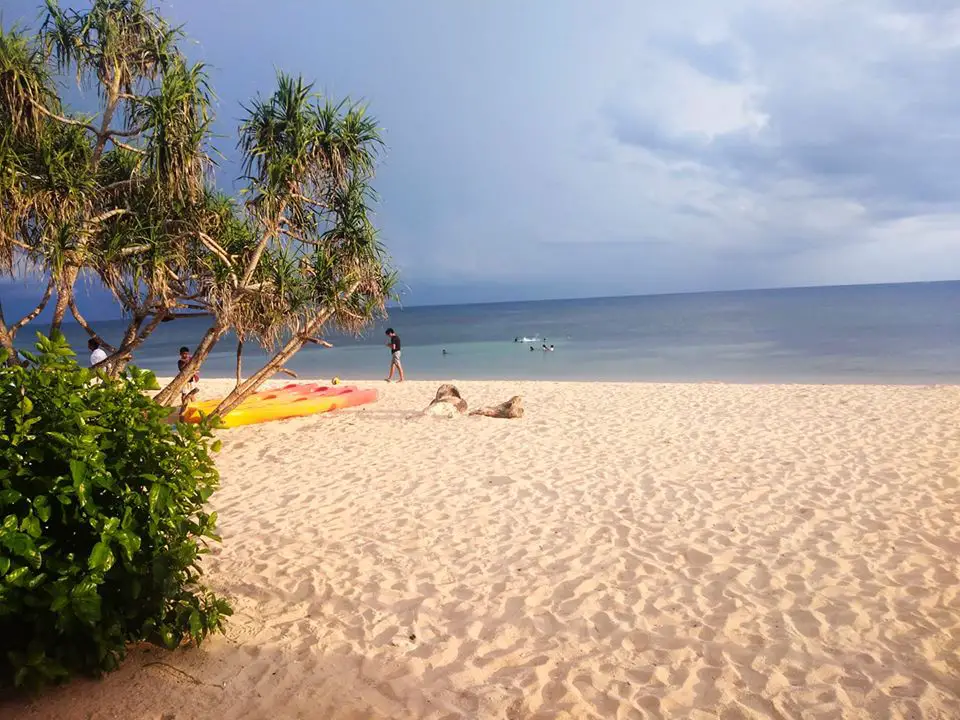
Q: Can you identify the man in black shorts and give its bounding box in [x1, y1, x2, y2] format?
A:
[385, 328, 404, 382]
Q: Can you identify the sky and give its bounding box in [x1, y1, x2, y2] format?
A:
[4, 0, 960, 315]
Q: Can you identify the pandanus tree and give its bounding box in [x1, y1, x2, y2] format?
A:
[0, 27, 88, 360]
[153, 73, 394, 413]
[86, 57, 218, 375]
[0, 0, 214, 370]
[2, 2, 392, 397]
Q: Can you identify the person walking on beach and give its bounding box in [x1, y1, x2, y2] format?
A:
[385, 328, 404, 382]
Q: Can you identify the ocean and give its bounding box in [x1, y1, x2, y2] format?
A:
[44, 281, 960, 384]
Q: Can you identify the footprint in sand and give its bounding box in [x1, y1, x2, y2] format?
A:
[788, 608, 822, 638]
[225, 603, 266, 645]
[685, 548, 713, 566]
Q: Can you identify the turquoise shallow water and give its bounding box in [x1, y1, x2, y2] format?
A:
[44, 280, 960, 384]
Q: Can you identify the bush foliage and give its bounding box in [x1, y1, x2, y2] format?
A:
[0, 334, 231, 689]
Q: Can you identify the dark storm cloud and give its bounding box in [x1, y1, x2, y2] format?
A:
[3, 0, 960, 310]
[610, 30, 960, 220]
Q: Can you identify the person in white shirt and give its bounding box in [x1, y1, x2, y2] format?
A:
[88, 338, 108, 368]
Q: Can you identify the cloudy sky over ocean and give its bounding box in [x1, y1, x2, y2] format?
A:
[5, 0, 960, 313]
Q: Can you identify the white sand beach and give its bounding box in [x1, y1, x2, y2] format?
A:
[4, 379, 960, 719]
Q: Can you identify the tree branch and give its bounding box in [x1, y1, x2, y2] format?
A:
[241, 200, 287, 288]
[290, 193, 327, 211]
[68, 297, 116, 352]
[134, 307, 170, 344]
[117, 244, 150, 256]
[197, 231, 236, 269]
[92, 350, 131, 371]
[101, 177, 142, 193]
[0, 301, 17, 365]
[11, 280, 54, 332]
[29, 99, 99, 135]
[277, 223, 318, 246]
[108, 123, 146, 138]
[110, 138, 146, 154]
[86, 208, 129, 225]
[29, 95, 146, 140]
[163, 312, 212, 319]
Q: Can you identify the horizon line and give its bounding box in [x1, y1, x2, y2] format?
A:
[46, 276, 960, 324]
[390, 277, 960, 311]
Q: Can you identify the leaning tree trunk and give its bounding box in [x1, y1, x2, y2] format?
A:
[68, 297, 116, 352]
[212, 310, 332, 418]
[0, 283, 54, 366]
[49, 289, 70, 335]
[103, 308, 171, 377]
[43, 75, 120, 336]
[153, 323, 228, 406]
[0, 304, 16, 365]
[235, 339, 243, 388]
[50, 266, 83, 334]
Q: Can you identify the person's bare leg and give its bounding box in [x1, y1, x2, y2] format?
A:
[397, 361, 404, 382]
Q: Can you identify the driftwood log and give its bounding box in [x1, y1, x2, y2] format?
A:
[424, 383, 468, 416]
[469, 396, 524, 419]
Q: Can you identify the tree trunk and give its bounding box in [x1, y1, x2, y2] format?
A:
[424, 384, 468, 415]
[153, 323, 227, 406]
[469, 396, 524, 419]
[0, 282, 55, 365]
[50, 82, 119, 337]
[235, 339, 243, 388]
[11, 280, 54, 336]
[103, 308, 170, 377]
[50, 263, 85, 334]
[0, 302, 17, 366]
[49, 286, 71, 335]
[67, 297, 118, 352]
[119, 313, 146, 349]
[92, 75, 121, 168]
[239, 212, 284, 289]
[212, 310, 331, 418]
[47, 74, 120, 337]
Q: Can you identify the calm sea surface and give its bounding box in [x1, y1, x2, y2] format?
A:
[45, 281, 960, 384]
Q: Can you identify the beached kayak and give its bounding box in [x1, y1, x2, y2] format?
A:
[182, 384, 377, 428]
[184, 382, 314, 416]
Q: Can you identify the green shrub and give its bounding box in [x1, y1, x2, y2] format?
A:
[0, 334, 231, 689]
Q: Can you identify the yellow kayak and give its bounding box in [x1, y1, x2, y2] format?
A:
[185, 382, 317, 415]
[183, 385, 377, 428]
